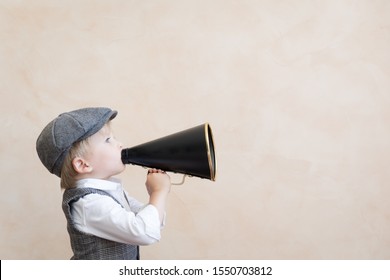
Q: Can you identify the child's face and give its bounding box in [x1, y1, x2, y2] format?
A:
[83, 123, 125, 179]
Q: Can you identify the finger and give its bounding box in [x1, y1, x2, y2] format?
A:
[147, 168, 159, 174]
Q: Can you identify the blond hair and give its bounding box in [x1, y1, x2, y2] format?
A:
[60, 139, 90, 189]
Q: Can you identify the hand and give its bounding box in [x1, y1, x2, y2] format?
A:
[145, 168, 171, 195]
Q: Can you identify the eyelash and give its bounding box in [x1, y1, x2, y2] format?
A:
[105, 137, 111, 143]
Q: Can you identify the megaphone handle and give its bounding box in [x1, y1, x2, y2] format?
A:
[171, 175, 187, 186]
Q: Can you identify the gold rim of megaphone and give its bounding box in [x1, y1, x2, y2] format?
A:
[205, 123, 217, 181]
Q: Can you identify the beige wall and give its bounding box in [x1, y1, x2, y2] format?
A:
[1, 0, 390, 259]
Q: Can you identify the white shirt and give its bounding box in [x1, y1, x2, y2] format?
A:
[70, 178, 164, 246]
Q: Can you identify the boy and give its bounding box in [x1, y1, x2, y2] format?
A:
[36, 107, 171, 259]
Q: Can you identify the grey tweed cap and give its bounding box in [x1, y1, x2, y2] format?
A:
[36, 107, 117, 177]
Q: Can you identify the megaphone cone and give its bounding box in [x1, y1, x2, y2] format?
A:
[121, 123, 217, 181]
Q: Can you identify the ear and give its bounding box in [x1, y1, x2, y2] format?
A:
[72, 157, 93, 174]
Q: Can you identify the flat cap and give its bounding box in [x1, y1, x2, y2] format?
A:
[36, 107, 117, 177]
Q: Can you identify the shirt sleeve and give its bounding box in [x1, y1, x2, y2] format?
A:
[122, 190, 145, 213]
[71, 194, 163, 245]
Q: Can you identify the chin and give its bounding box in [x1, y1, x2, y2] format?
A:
[115, 165, 126, 175]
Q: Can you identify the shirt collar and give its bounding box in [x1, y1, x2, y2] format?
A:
[75, 177, 122, 191]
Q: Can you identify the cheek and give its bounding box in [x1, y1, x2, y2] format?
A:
[100, 147, 122, 164]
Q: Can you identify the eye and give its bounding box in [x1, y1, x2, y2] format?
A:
[105, 137, 111, 143]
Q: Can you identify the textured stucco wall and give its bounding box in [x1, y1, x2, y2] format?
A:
[1, 0, 389, 259]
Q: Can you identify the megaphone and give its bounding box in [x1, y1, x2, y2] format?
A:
[121, 123, 217, 183]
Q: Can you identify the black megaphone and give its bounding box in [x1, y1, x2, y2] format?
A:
[121, 123, 217, 183]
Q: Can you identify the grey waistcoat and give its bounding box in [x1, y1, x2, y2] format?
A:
[62, 187, 139, 260]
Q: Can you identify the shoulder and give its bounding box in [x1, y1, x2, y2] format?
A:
[63, 187, 121, 206]
[72, 192, 126, 216]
